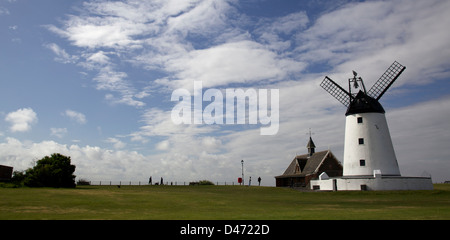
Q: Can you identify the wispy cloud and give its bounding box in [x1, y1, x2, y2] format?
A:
[46, 0, 298, 101]
[94, 67, 145, 107]
[0, 6, 10, 16]
[44, 43, 78, 64]
[50, 128, 68, 138]
[105, 137, 126, 149]
[46, 0, 450, 97]
[293, 0, 450, 86]
[63, 109, 87, 124]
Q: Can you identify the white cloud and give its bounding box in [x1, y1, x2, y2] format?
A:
[255, 11, 309, 52]
[130, 108, 215, 142]
[1, 95, 449, 184]
[166, 0, 234, 37]
[45, 42, 147, 108]
[163, 40, 305, 89]
[0, 137, 150, 181]
[64, 109, 87, 124]
[47, 0, 201, 50]
[105, 137, 126, 149]
[94, 67, 146, 107]
[269, 12, 309, 35]
[44, 43, 78, 64]
[50, 128, 68, 138]
[46, 0, 276, 97]
[0, 6, 9, 16]
[46, 0, 450, 91]
[46, 14, 144, 50]
[155, 140, 170, 151]
[93, 68, 128, 92]
[294, 0, 450, 87]
[5, 108, 38, 132]
[80, 51, 111, 70]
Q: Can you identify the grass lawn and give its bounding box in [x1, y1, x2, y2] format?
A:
[0, 184, 449, 220]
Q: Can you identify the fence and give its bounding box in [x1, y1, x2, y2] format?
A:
[80, 181, 242, 186]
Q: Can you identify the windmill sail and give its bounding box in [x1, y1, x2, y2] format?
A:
[367, 61, 406, 100]
[320, 76, 352, 107]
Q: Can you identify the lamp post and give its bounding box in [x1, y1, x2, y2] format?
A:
[241, 160, 244, 186]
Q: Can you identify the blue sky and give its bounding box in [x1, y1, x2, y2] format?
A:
[1, 0, 449, 185]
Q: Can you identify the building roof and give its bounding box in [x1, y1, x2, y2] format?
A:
[275, 150, 332, 178]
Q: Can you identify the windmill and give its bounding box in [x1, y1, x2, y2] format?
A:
[320, 61, 406, 177]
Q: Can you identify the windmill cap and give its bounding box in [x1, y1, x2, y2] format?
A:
[345, 90, 385, 116]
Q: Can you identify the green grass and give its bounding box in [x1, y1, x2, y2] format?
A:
[1, 184, 449, 219]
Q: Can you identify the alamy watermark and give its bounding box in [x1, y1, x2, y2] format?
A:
[171, 81, 279, 135]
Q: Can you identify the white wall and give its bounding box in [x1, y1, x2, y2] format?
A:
[311, 176, 433, 191]
[343, 113, 401, 176]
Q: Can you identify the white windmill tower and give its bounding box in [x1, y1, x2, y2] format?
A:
[310, 61, 432, 191]
[320, 61, 405, 178]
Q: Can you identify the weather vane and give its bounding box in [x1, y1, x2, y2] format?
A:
[306, 128, 315, 138]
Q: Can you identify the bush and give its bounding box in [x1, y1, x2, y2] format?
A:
[77, 179, 91, 185]
[189, 180, 215, 186]
[198, 180, 215, 185]
[24, 153, 76, 188]
[11, 170, 26, 187]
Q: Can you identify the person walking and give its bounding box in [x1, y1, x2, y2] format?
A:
[248, 176, 251, 186]
[258, 176, 261, 186]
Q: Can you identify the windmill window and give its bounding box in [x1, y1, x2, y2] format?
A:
[357, 117, 363, 123]
[358, 138, 364, 145]
[360, 159, 366, 166]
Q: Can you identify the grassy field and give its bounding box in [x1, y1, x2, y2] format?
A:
[0, 184, 449, 220]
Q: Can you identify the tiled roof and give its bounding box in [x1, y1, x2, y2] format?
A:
[275, 150, 330, 178]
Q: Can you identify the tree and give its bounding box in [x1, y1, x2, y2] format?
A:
[11, 170, 26, 187]
[24, 153, 76, 188]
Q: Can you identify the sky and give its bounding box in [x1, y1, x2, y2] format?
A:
[1, 0, 449, 186]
